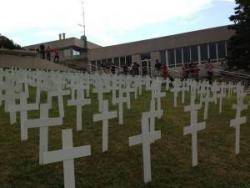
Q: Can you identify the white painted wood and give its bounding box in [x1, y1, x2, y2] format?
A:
[68, 86, 91, 131]
[184, 87, 206, 167]
[129, 113, 161, 183]
[230, 84, 248, 154]
[43, 129, 91, 188]
[93, 100, 117, 152]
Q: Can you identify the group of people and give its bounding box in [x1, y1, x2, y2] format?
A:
[38, 44, 59, 63]
[96, 59, 214, 83]
[182, 62, 200, 80]
[182, 59, 214, 83]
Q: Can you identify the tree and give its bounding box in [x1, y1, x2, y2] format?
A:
[0, 34, 22, 50]
[228, 0, 250, 70]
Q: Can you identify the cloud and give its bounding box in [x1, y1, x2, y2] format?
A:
[0, 0, 234, 46]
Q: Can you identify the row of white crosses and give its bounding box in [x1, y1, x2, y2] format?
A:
[0, 68, 249, 186]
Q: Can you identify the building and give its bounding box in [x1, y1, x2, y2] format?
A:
[24, 25, 235, 75]
[88, 25, 234, 76]
[24, 34, 101, 62]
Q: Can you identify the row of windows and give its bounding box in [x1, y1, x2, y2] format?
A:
[91, 56, 132, 69]
[165, 41, 227, 66]
[91, 41, 227, 69]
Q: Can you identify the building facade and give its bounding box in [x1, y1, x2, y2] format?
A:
[24, 25, 235, 74]
[88, 25, 234, 75]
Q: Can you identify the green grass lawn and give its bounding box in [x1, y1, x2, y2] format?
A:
[0, 88, 250, 188]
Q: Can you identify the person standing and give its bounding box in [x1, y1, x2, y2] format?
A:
[162, 64, 168, 80]
[53, 48, 59, 63]
[46, 46, 51, 61]
[206, 59, 214, 84]
[40, 44, 45, 59]
[154, 59, 161, 77]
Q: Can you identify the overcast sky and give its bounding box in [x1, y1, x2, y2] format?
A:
[0, 0, 235, 47]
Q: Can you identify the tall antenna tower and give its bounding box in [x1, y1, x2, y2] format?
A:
[79, 0, 86, 37]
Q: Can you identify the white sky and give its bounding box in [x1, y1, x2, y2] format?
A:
[0, 0, 234, 46]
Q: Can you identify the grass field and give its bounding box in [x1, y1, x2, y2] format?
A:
[0, 87, 250, 188]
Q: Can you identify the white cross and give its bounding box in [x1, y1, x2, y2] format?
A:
[68, 86, 91, 131]
[151, 83, 165, 114]
[129, 113, 161, 183]
[93, 81, 105, 112]
[48, 88, 70, 118]
[181, 81, 189, 104]
[7, 92, 39, 140]
[43, 129, 91, 188]
[230, 85, 248, 154]
[93, 100, 117, 152]
[183, 90, 206, 167]
[115, 88, 128, 125]
[219, 83, 226, 114]
[171, 81, 181, 107]
[203, 89, 214, 120]
[148, 99, 163, 139]
[24, 103, 63, 164]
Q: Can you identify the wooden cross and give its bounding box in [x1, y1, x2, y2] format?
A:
[219, 83, 226, 114]
[184, 89, 206, 167]
[43, 129, 91, 188]
[68, 86, 91, 131]
[115, 88, 128, 125]
[148, 99, 163, 134]
[129, 113, 161, 183]
[230, 84, 248, 154]
[93, 100, 117, 152]
[48, 88, 70, 118]
[7, 92, 39, 140]
[171, 80, 181, 107]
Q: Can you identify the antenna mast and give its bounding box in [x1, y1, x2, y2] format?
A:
[80, 0, 86, 36]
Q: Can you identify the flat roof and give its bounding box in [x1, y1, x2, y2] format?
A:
[24, 37, 101, 50]
[88, 25, 235, 59]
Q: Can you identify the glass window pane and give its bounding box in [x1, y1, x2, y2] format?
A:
[168, 49, 175, 66]
[114, 57, 119, 67]
[209, 43, 217, 59]
[200, 44, 208, 61]
[191, 45, 198, 62]
[183, 47, 190, 64]
[160, 50, 166, 64]
[218, 41, 226, 58]
[176, 48, 182, 64]
[120, 57, 125, 66]
[126, 56, 132, 66]
[97, 60, 101, 68]
[141, 53, 151, 60]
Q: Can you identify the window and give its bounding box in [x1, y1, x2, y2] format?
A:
[73, 50, 80, 56]
[107, 58, 112, 66]
[101, 59, 107, 67]
[120, 57, 125, 66]
[141, 53, 151, 60]
[160, 50, 166, 64]
[176, 48, 182, 65]
[114, 57, 119, 67]
[191, 45, 198, 62]
[183, 47, 190, 64]
[126, 56, 132, 66]
[97, 60, 101, 68]
[168, 49, 175, 67]
[218, 41, 226, 58]
[209, 43, 217, 59]
[200, 44, 208, 61]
